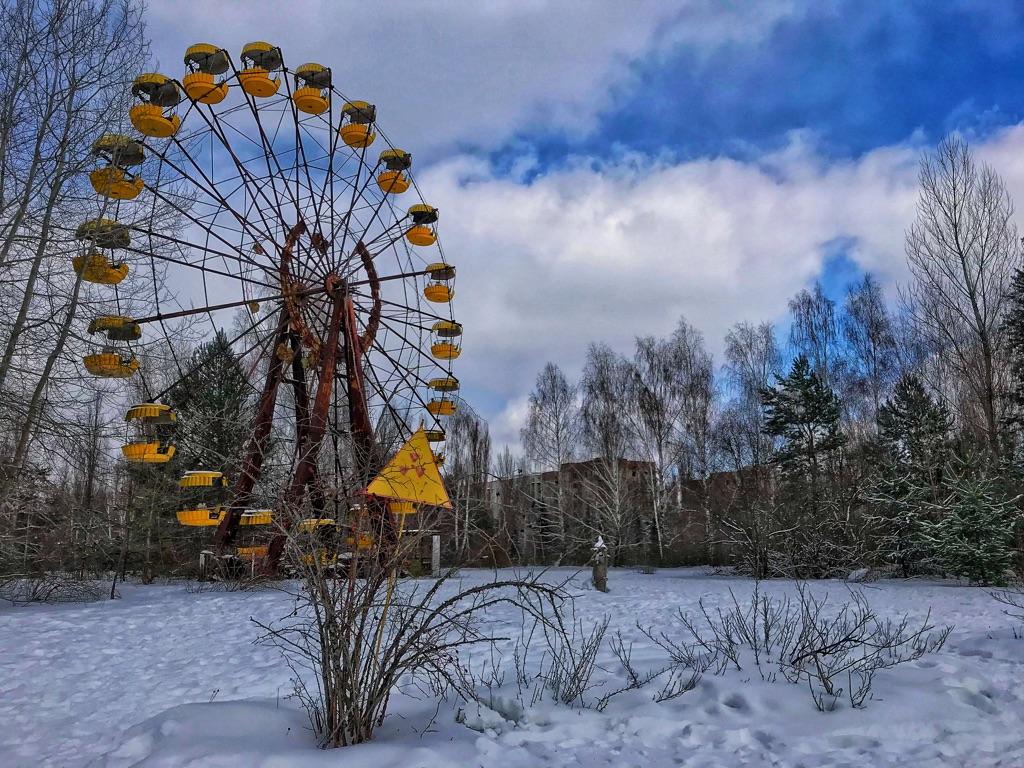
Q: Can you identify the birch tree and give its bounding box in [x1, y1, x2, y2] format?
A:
[903, 135, 1020, 459]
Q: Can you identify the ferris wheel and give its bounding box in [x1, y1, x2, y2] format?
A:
[73, 42, 460, 572]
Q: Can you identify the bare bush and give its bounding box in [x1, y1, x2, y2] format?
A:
[650, 582, 951, 711]
[257, 502, 575, 748]
[0, 572, 101, 604]
[992, 585, 1024, 626]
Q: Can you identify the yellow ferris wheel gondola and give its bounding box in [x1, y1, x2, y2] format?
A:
[430, 320, 462, 360]
[177, 505, 225, 526]
[76, 218, 130, 249]
[73, 218, 130, 285]
[237, 545, 270, 560]
[183, 43, 230, 104]
[377, 148, 411, 194]
[179, 470, 228, 489]
[406, 204, 438, 246]
[428, 375, 460, 392]
[72, 252, 128, 285]
[426, 399, 456, 416]
[83, 315, 140, 378]
[292, 63, 331, 115]
[130, 74, 182, 137]
[239, 41, 282, 97]
[423, 262, 455, 303]
[89, 134, 145, 200]
[122, 403, 176, 464]
[339, 100, 376, 148]
[88, 315, 141, 341]
[83, 351, 139, 378]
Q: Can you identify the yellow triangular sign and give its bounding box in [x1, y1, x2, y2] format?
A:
[366, 428, 452, 509]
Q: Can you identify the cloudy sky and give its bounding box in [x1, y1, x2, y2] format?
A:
[147, 0, 1024, 448]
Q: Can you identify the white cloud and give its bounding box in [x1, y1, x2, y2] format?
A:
[146, 0, 795, 155]
[419, 133, 972, 448]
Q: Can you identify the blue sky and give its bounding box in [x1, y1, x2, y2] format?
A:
[518, 0, 1024, 165]
[148, 1, 1024, 448]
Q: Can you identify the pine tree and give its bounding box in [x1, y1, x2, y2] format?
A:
[918, 460, 1020, 586]
[760, 356, 850, 577]
[877, 374, 952, 490]
[166, 331, 252, 474]
[867, 374, 952, 576]
[761, 355, 846, 484]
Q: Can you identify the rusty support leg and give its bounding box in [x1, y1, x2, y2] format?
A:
[290, 331, 327, 518]
[215, 311, 289, 551]
[264, 283, 346, 573]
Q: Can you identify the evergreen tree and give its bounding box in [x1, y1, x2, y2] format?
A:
[867, 374, 952, 576]
[761, 355, 846, 484]
[760, 356, 850, 577]
[166, 330, 252, 475]
[917, 460, 1020, 585]
[877, 374, 952, 489]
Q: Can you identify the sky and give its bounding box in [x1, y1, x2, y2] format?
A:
[145, 0, 1024, 449]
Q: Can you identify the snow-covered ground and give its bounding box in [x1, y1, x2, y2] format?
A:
[2, 568, 1023, 767]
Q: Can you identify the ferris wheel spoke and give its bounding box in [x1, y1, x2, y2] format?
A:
[281, 71, 323, 238]
[336, 361, 413, 445]
[332, 144, 381, 264]
[146, 137, 282, 250]
[349, 288, 453, 323]
[119, 244, 279, 292]
[361, 335, 445, 427]
[224, 60, 309, 234]
[186, 95, 302, 239]
[132, 294, 291, 325]
[149, 304, 283, 402]
[131, 183, 278, 277]
[368, 313, 451, 388]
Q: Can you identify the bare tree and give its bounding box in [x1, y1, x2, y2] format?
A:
[902, 135, 1020, 458]
[720, 321, 781, 469]
[445, 406, 491, 563]
[580, 344, 641, 558]
[789, 282, 840, 388]
[520, 362, 580, 558]
[843, 273, 897, 431]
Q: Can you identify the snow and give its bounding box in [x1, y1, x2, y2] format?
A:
[2, 568, 1023, 767]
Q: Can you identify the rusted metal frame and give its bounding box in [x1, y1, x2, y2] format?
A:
[264, 284, 346, 572]
[288, 330, 327, 518]
[214, 309, 291, 549]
